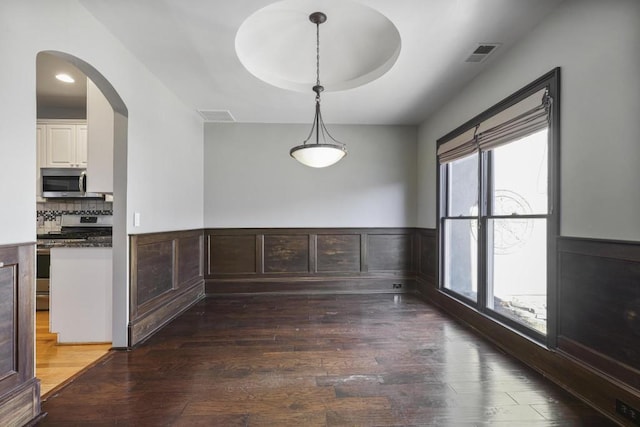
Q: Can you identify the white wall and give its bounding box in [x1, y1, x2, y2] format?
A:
[204, 123, 417, 228]
[0, 0, 204, 346]
[86, 79, 114, 194]
[417, 0, 640, 241]
[0, 0, 204, 245]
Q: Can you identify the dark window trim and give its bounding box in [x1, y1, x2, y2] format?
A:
[436, 67, 560, 348]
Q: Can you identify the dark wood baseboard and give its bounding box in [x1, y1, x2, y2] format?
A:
[128, 281, 205, 346]
[206, 276, 416, 296]
[558, 336, 640, 392]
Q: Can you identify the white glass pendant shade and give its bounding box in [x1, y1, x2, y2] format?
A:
[290, 144, 347, 168]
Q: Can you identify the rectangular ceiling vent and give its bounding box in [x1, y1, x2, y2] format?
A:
[197, 109, 236, 122]
[465, 43, 501, 63]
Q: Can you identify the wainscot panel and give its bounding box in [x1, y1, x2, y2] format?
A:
[0, 266, 16, 378]
[316, 234, 361, 273]
[135, 240, 173, 306]
[416, 228, 437, 295]
[264, 234, 309, 273]
[367, 233, 413, 272]
[557, 237, 640, 390]
[416, 232, 640, 425]
[178, 235, 202, 285]
[129, 230, 205, 346]
[0, 243, 42, 426]
[208, 234, 256, 275]
[205, 228, 418, 295]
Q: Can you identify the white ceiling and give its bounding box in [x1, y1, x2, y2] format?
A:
[70, 0, 564, 125]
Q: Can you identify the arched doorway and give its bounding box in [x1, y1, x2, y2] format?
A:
[35, 50, 129, 395]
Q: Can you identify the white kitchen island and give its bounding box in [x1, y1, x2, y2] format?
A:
[50, 246, 112, 343]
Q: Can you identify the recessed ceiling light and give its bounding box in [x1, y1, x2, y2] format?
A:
[55, 73, 75, 83]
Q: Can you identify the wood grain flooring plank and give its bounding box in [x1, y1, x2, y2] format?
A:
[247, 411, 327, 427]
[182, 387, 337, 415]
[325, 409, 404, 427]
[170, 414, 250, 427]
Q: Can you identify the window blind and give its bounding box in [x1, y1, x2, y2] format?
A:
[438, 87, 551, 164]
[436, 126, 477, 163]
[477, 88, 550, 151]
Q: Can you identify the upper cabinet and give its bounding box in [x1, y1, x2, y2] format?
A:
[39, 120, 87, 168]
[76, 124, 88, 166]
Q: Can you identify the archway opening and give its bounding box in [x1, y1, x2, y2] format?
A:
[35, 50, 128, 396]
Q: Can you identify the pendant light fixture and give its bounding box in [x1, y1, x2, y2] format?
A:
[290, 12, 347, 168]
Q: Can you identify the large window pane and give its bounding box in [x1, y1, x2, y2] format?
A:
[448, 153, 478, 217]
[487, 218, 547, 335]
[491, 129, 548, 216]
[443, 219, 477, 302]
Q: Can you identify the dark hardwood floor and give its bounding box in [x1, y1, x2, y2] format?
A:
[39, 294, 614, 426]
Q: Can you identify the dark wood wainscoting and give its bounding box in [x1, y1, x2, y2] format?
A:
[0, 243, 42, 426]
[416, 231, 640, 425]
[129, 230, 205, 346]
[557, 237, 640, 390]
[205, 228, 418, 295]
[416, 228, 437, 294]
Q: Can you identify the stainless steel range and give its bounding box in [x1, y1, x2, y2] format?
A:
[38, 214, 113, 240]
[36, 214, 113, 310]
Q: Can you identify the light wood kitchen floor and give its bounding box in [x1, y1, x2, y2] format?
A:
[36, 311, 111, 397]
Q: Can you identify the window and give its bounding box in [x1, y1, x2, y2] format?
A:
[437, 69, 559, 343]
[443, 153, 478, 302]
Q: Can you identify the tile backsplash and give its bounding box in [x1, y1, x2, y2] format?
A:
[37, 199, 113, 234]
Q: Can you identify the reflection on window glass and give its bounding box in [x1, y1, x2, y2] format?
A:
[448, 153, 478, 217]
[487, 218, 547, 335]
[491, 130, 548, 216]
[444, 219, 477, 302]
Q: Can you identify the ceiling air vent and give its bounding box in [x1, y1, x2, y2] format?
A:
[465, 43, 501, 63]
[197, 110, 236, 122]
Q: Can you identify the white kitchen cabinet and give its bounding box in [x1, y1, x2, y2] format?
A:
[49, 247, 112, 343]
[39, 120, 87, 168]
[76, 124, 88, 167]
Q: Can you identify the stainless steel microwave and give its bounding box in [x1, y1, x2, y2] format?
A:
[41, 167, 104, 199]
